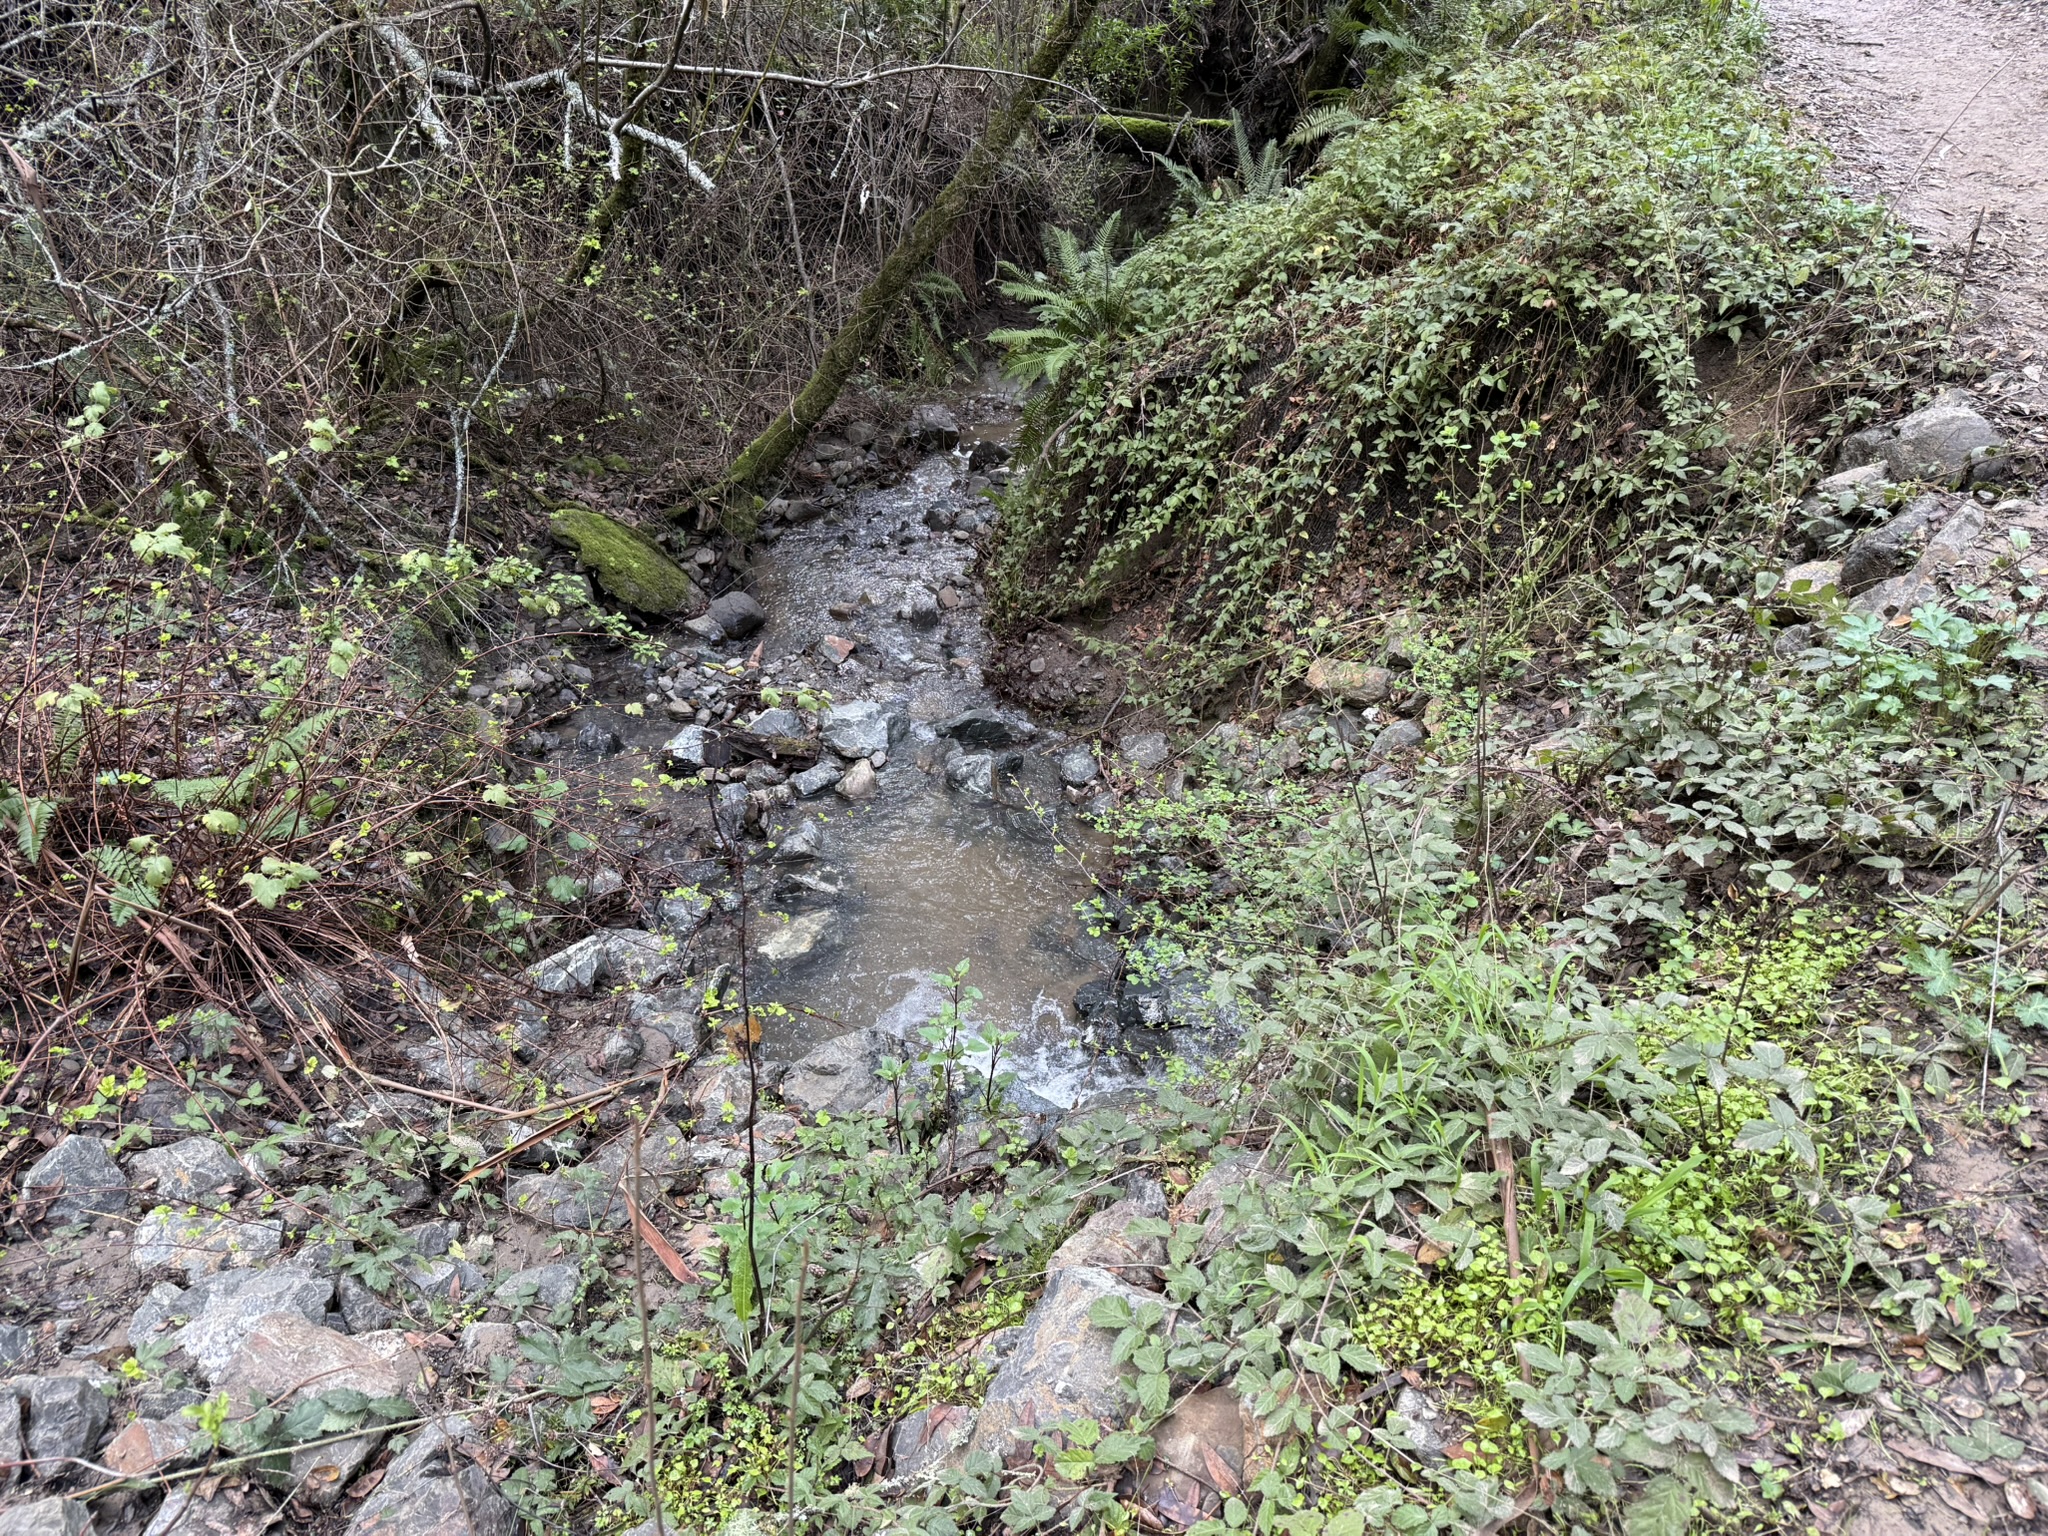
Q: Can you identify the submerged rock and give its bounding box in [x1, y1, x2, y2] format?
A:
[756, 909, 837, 963]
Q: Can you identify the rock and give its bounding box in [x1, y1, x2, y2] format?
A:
[1772, 623, 1820, 661]
[20, 1136, 128, 1227]
[506, 1172, 625, 1231]
[0, 1323, 30, 1373]
[1839, 498, 1937, 595]
[967, 439, 1010, 471]
[772, 817, 825, 862]
[0, 1396, 16, 1491]
[129, 1138, 246, 1205]
[745, 707, 804, 737]
[338, 1276, 396, 1334]
[1837, 424, 1894, 472]
[790, 761, 843, 797]
[1883, 400, 2001, 486]
[574, 722, 624, 758]
[1817, 463, 1891, 498]
[1121, 731, 1169, 772]
[662, 724, 714, 771]
[344, 1415, 520, 1536]
[708, 590, 766, 639]
[1139, 1389, 1244, 1528]
[1966, 442, 2018, 487]
[1920, 504, 1987, 575]
[549, 508, 705, 616]
[399, 1256, 488, 1303]
[904, 403, 961, 451]
[779, 1028, 898, 1119]
[756, 909, 837, 964]
[0, 1500, 92, 1536]
[1304, 657, 1393, 706]
[892, 1405, 977, 1480]
[1389, 1384, 1458, 1461]
[142, 1488, 273, 1536]
[683, 615, 727, 644]
[1058, 749, 1100, 788]
[937, 708, 1033, 746]
[1777, 558, 1843, 608]
[965, 1265, 1170, 1467]
[600, 1026, 643, 1072]
[101, 1416, 202, 1478]
[944, 751, 997, 799]
[1370, 720, 1426, 758]
[834, 760, 878, 800]
[906, 589, 941, 629]
[1848, 571, 1939, 622]
[460, 1322, 523, 1376]
[820, 700, 905, 758]
[493, 1262, 582, 1311]
[1176, 1149, 1276, 1262]
[134, 1210, 284, 1281]
[9, 1377, 111, 1478]
[527, 932, 608, 993]
[170, 1269, 335, 1380]
[1047, 1179, 1168, 1287]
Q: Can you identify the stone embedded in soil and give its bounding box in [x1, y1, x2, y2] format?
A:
[142, 1488, 272, 1536]
[1121, 731, 1170, 771]
[662, 723, 713, 769]
[1883, 399, 2001, 486]
[506, 1172, 626, 1231]
[339, 1275, 396, 1334]
[128, 1138, 246, 1204]
[218, 1314, 421, 1504]
[708, 589, 767, 638]
[0, 1499, 93, 1536]
[170, 1269, 335, 1380]
[345, 1415, 520, 1536]
[779, 1028, 897, 1119]
[756, 908, 837, 963]
[1047, 1179, 1169, 1287]
[966, 1264, 1172, 1468]
[834, 759, 878, 800]
[548, 508, 705, 617]
[1370, 720, 1427, 759]
[493, 1262, 582, 1312]
[0, 1323, 30, 1373]
[10, 1376, 112, 1479]
[904, 403, 961, 451]
[20, 1136, 129, 1227]
[1839, 497, 1938, 594]
[0, 1395, 18, 1490]
[1058, 748, 1101, 787]
[1304, 657, 1393, 706]
[528, 932, 608, 993]
[1140, 1389, 1245, 1528]
[599, 1026, 643, 1072]
[133, 1210, 284, 1280]
[891, 1404, 977, 1481]
[745, 706, 804, 736]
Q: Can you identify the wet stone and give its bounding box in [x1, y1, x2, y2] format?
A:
[1058, 749, 1100, 787]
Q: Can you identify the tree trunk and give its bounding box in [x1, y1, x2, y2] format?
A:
[710, 0, 1103, 514]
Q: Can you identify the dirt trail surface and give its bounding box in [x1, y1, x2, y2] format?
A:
[1766, 0, 2048, 443]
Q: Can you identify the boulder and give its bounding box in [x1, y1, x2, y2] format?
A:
[779, 1028, 898, 1119]
[217, 1313, 420, 1504]
[835, 760, 878, 800]
[891, 1405, 977, 1481]
[133, 1211, 284, 1281]
[1176, 1150, 1276, 1262]
[904, 403, 961, 451]
[745, 707, 804, 737]
[101, 1416, 202, 1478]
[662, 724, 714, 770]
[169, 1269, 335, 1380]
[344, 1416, 520, 1536]
[1919, 504, 1987, 576]
[129, 1138, 246, 1205]
[527, 933, 608, 994]
[820, 700, 905, 759]
[707, 590, 766, 639]
[1369, 720, 1426, 759]
[1883, 400, 2001, 486]
[936, 708, 1034, 746]
[338, 1276, 396, 1335]
[771, 817, 825, 862]
[20, 1137, 128, 1227]
[548, 508, 705, 617]
[1047, 1179, 1168, 1288]
[0, 1500, 92, 1536]
[0, 1323, 31, 1373]
[1304, 658, 1393, 706]
[141, 1488, 272, 1536]
[790, 761, 843, 797]
[526, 929, 677, 995]
[1839, 498, 1938, 595]
[1777, 559, 1843, 611]
[965, 1265, 1170, 1467]
[0, 1389, 17, 1489]
[1058, 749, 1100, 788]
[9, 1376, 111, 1478]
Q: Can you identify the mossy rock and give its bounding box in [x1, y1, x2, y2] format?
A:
[549, 507, 704, 616]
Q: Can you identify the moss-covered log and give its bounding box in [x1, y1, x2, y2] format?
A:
[1067, 112, 1234, 154]
[711, 0, 1104, 511]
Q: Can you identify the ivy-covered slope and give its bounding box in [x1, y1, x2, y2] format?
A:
[989, 4, 1934, 691]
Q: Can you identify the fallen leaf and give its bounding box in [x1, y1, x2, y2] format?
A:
[625, 1191, 701, 1283]
[1201, 1444, 1241, 1495]
[2009, 1481, 2039, 1520]
[1894, 1437, 2006, 1485]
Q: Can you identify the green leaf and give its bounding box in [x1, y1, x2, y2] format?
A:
[1623, 1474, 1694, 1536]
[1089, 1295, 1133, 1330]
[1945, 1418, 2024, 1463]
[202, 809, 244, 836]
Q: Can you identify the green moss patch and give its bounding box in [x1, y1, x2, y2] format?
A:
[549, 507, 705, 616]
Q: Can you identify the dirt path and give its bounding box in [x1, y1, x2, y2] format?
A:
[1765, 0, 2048, 448]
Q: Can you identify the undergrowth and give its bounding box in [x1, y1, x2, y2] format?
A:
[988, 0, 1941, 702]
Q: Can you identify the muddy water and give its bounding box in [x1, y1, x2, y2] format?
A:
[732, 428, 1146, 1109]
